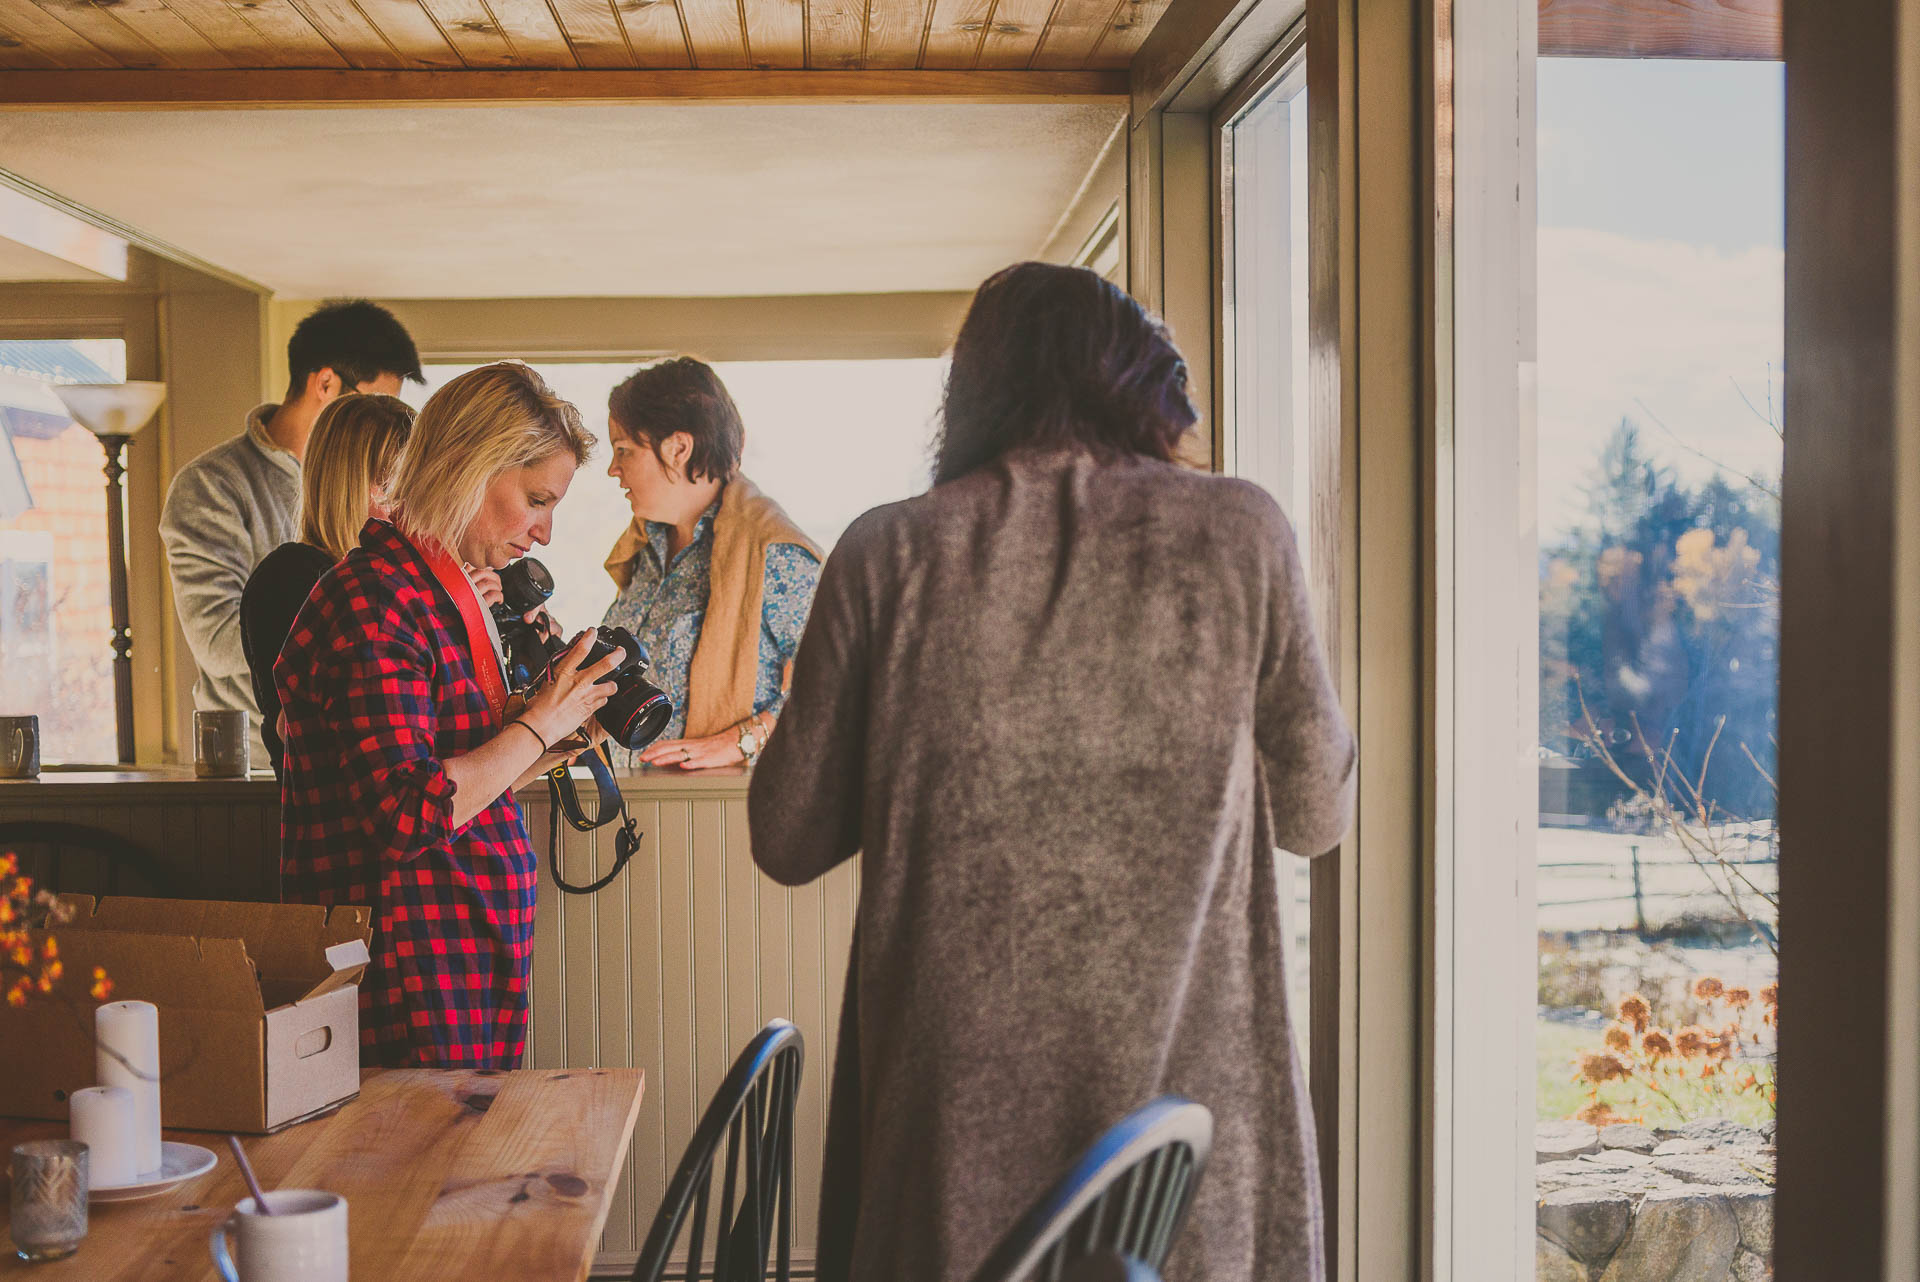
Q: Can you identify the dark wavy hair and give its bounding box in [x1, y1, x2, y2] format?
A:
[283, 299, 422, 403]
[932, 262, 1198, 485]
[607, 356, 744, 485]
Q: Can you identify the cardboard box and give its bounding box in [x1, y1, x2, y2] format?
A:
[0, 895, 371, 1133]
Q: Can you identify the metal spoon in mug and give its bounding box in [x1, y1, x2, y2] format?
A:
[226, 1135, 273, 1215]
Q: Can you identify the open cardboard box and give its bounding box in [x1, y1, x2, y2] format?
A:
[0, 896, 371, 1133]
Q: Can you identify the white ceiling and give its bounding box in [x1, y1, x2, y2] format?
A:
[0, 103, 1124, 299]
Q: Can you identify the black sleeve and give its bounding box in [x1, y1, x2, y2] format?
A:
[241, 543, 334, 778]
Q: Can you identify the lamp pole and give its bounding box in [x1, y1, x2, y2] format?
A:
[54, 381, 165, 767]
[97, 430, 135, 764]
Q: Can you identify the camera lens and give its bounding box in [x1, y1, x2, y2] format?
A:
[498, 557, 554, 616]
[599, 681, 672, 750]
[583, 625, 673, 750]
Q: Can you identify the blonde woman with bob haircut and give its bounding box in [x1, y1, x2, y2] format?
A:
[242, 392, 415, 780]
[278, 362, 624, 1069]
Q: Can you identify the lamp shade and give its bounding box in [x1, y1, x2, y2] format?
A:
[53, 381, 166, 438]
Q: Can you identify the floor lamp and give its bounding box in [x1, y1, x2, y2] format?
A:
[52, 382, 167, 766]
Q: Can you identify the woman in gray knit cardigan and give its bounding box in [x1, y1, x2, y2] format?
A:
[748, 262, 1356, 1282]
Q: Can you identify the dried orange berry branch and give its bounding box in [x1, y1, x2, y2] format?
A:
[0, 853, 111, 1010]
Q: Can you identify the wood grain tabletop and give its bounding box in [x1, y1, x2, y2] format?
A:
[0, 1066, 645, 1282]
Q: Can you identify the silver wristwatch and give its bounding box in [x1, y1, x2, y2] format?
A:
[737, 723, 762, 763]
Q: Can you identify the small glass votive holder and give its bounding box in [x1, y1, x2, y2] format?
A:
[10, 1140, 89, 1262]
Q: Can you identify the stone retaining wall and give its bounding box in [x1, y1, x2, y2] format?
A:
[1535, 1119, 1774, 1281]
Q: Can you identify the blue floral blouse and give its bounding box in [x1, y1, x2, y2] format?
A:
[601, 497, 821, 746]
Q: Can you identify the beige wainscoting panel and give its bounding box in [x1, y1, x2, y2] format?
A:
[0, 773, 281, 901]
[520, 772, 858, 1274]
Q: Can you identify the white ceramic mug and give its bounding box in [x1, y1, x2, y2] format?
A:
[194, 709, 251, 778]
[208, 1190, 348, 1282]
[0, 714, 39, 779]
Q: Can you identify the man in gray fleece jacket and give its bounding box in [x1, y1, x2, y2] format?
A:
[159, 300, 421, 765]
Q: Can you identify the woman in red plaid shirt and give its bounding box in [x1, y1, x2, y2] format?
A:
[277, 363, 622, 1068]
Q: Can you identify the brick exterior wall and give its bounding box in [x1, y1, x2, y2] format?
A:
[0, 423, 116, 762]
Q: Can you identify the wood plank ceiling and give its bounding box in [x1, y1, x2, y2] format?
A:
[0, 0, 1165, 73]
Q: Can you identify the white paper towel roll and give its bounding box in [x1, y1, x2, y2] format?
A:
[95, 1000, 161, 1176]
[70, 1084, 138, 1185]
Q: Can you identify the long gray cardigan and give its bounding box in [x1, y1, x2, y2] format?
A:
[748, 448, 1356, 1282]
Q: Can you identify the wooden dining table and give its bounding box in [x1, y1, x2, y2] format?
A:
[0, 1066, 645, 1281]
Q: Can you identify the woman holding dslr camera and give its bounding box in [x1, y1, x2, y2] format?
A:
[600, 357, 820, 770]
[278, 362, 621, 1069]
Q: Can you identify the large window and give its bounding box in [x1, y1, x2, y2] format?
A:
[1219, 42, 1315, 1058]
[0, 339, 127, 765]
[403, 359, 946, 637]
[1531, 58, 1781, 1278]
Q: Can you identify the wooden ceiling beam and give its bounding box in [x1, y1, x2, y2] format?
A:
[0, 67, 1129, 107]
[1537, 0, 1780, 60]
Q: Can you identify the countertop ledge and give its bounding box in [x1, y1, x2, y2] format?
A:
[0, 763, 753, 797]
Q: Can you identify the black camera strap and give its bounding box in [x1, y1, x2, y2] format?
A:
[544, 744, 643, 895]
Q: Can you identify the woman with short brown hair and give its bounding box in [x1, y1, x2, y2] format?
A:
[600, 356, 821, 771]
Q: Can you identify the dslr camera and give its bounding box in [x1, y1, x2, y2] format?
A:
[492, 557, 672, 751]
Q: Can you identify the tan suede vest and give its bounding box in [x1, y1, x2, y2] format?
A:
[603, 473, 821, 739]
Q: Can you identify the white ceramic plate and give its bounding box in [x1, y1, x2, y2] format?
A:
[90, 1141, 218, 1202]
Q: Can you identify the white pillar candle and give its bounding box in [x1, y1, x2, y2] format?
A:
[69, 1084, 137, 1185]
[94, 1000, 162, 1176]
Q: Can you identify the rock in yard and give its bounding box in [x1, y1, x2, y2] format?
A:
[1731, 1246, 1773, 1282]
[1652, 1154, 1769, 1187]
[1651, 1139, 1709, 1157]
[1600, 1189, 1739, 1282]
[1539, 1188, 1632, 1266]
[1674, 1118, 1766, 1150]
[1723, 1186, 1774, 1256]
[1538, 1120, 1603, 1161]
[1759, 1119, 1776, 1144]
[1581, 1150, 1653, 1170]
[1536, 1160, 1614, 1197]
[1537, 1164, 1687, 1198]
[1538, 1235, 1588, 1282]
[1601, 1123, 1659, 1154]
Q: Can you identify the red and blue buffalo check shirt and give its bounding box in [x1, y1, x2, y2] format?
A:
[277, 519, 536, 1069]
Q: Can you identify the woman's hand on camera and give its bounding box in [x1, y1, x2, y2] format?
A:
[520, 631, 622, 748]
[525, 605, 561, 641]
[465, 565, 505, 609]
[639, 731, 742, 771]
[461, 564, 553, 637]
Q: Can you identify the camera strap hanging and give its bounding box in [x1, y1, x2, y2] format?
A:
[544, 744, 643, 896]
[422, 544, 646, 897]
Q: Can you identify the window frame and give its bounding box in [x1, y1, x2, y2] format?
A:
[1134, 0, 1437, 1272]
[1431, 0, 1538, 1274]
[1207, 16, 1347, 1231]
[0, 334, 138, 767]
[1142, 1, 1920, 1279]
[0, 295, 168, 767]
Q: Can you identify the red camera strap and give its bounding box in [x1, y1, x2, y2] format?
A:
[420, 540, 510, 723]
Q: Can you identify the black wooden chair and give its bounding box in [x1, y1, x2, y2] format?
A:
[630, 1019, 804, 1282]
[1061, 1252, 1165, 1282]
[968, 1097, 1213, 1282]
[0, 820, 204, 900]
